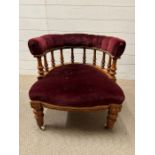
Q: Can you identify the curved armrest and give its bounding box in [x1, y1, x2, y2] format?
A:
[28, 34, 126, 58]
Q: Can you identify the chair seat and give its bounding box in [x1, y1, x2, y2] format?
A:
[29, 64, 125, 107]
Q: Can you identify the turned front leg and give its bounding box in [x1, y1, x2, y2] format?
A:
[30, 101, 45, 130]
[105, 104, 122, 129]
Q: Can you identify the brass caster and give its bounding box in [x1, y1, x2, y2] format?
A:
[40, 125, 46, 131]
[104, 123, 113, 129]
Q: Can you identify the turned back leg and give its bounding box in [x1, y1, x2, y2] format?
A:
[105, 104, 122, 129]
[30, 101, 44, 130]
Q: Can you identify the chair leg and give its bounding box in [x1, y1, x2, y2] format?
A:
[105, 104, 122, 129]
[30, 101, 45, 130]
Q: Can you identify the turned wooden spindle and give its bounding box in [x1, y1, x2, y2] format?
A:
[71, 48, 74, 63]
[93, 49, 96, 65]
[51, 50, 55, 68]
[107, 56, 112, 72]
[101, 52, 106, 69]
[105, 104, 122, 129]
[60, 48, 64, 65]
[37, 56, 44, 79]
[31, 102, 44, 129]
[43, 54, 49, 73]
[109, 58, 117, 81]
[83, 48, 86, 64]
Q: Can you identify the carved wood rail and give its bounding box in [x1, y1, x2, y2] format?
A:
[35, 47, 117, 81]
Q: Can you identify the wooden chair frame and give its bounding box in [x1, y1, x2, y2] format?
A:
[30, 46, 122, 130]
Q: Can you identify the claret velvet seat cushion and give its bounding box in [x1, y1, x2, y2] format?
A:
[29, 64, 125, 107]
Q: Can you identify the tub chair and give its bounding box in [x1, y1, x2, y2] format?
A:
[28, 33, 126, 130]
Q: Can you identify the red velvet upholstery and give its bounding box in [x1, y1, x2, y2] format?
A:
[28, 34, 126, 58]
[29, 64, 125, 107]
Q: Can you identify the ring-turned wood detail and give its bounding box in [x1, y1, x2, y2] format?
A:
[105, 104, 122, 129]
[83, 48, 86, 64]
[71, 48, 74, 63]
[37, 56, 44, 79]
[51, 50, 55, 68]
[93, 49, 96, 66]
[34, 47, 119, 85]
[109, 58, 117, 81]
[101, 52, 106, 69]
[60, 48, 64, 65]
[31, 101, 44, 129]
[107, 56, 112, 73]
[35, 47, 118, 81]
[43, 54, 49, 73]
[30, 100, 122, 129]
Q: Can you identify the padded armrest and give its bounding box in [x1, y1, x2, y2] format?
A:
[28, 34, 126, 58]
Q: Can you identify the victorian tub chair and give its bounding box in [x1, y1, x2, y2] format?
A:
[28, 34, 126, 130]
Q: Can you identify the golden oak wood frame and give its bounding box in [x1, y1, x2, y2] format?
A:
[30, 46, 122, 130]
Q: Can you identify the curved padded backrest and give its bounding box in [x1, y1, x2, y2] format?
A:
[28, 33, 126, 58]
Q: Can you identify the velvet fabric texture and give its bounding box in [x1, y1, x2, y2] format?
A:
[28, 34, 126, 58]
[29, 64, 125, 107]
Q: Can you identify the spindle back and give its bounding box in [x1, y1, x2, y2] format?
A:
[35, 46, 117, 81]
[28, 34, 126, 81]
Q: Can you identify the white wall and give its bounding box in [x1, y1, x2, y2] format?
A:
[19, 0, 135, 79]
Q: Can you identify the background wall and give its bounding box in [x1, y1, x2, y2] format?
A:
[19, 0, 135, 79]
